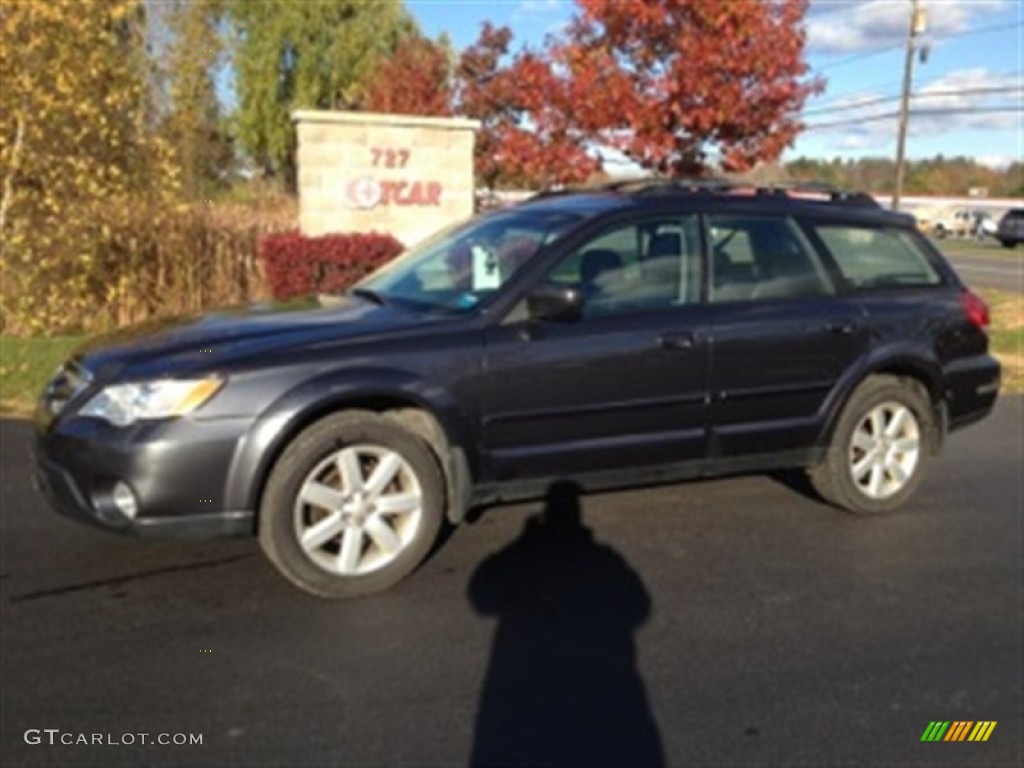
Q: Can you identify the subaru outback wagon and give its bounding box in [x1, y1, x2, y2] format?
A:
[33, 181, 1000, 597]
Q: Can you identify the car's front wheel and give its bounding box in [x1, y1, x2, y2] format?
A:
[809, 375, 934, 514]
[258, 411, 445, 597]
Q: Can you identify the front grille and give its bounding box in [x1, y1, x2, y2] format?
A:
[43, 360, 92, 416]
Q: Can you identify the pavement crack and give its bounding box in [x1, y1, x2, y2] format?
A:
[7, 554, 252, 602]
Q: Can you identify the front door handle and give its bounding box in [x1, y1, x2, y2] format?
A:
[825, 320, 859, 336]
[659, 332, 695, 351]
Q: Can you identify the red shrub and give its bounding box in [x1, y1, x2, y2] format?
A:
[259, 231, 404, 300]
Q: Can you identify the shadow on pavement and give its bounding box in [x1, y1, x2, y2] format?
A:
[766, 468, 826, 505]
[467, 480, 663, 766]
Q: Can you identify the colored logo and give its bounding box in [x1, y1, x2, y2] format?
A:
[342, 176, 443, 210]
[344, 176, 382, 210]
[920, 721, 996, 742]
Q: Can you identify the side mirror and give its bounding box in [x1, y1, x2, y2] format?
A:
[526, 282, 584, 322]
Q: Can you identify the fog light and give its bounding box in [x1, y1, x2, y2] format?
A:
[112, 482, 138, 519]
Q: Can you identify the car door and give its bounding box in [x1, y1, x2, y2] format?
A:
[481, 213, 710, 481]
[705, 213, 869, 459]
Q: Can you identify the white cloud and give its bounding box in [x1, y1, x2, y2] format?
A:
[517, 0, 564, 15]
[912, 68, 1020, 133]
[807, 0, 1005, 54]
[975, 154, 1018, 169]
[806, 67, 1022, 149]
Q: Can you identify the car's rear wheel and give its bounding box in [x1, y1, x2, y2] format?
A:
[259, 411, 444, 597]
[809, 376, 934, 514]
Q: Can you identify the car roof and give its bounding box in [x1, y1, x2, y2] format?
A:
[510, 181, 917, 229]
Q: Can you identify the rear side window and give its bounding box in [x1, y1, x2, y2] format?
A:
[708, 215, 832, 303]
[813, 226, 941, 289]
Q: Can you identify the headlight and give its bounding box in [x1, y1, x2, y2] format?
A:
[79, 378, 223, 426]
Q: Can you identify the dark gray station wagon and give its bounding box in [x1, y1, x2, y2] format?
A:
[33, 181, 1000, 597]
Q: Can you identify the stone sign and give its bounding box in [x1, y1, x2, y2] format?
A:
[293, 110, 481, 247]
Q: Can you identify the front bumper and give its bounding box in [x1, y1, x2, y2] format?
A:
[32, 413, 255, 538]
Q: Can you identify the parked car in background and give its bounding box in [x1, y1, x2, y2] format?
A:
[929, 208, 974, 239]
[971, 211, 998, 240]
[32, 180, 1001, 597]
[995, 208, 1024, 247]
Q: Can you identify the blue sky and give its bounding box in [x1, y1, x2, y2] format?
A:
[409, 0, 1022, 169]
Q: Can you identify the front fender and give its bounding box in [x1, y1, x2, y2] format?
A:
[222, 366, 476, 513]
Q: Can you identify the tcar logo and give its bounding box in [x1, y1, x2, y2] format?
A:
[343, 176, 443, 210]
[344, 176, 382, 210]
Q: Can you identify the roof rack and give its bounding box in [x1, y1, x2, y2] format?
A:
[753, 181, 881, 208]
[532, 177, 881, 208]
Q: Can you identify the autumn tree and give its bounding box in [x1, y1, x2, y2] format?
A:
[227, 0, 417, 189]
[0, 0, 177, 333]
[163, 0, 233, 199]
[557, 0, 822, 175]
[361, 34, 453, 117]
[456, 23, 598, 189]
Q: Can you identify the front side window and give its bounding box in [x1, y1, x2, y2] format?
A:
[813, 225, 940, 289]
[357, 210, 581, 311]
[546, 216, 702, 317]
[708, 215, 832, 303]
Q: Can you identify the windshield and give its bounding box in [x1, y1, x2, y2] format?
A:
[354, 210, 582, 312]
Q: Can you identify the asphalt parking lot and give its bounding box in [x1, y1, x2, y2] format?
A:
[935, 239, 1023, 293]
[1, 399, 1020, 766]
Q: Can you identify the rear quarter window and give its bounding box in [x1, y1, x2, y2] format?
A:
[812, 225, 941, 289]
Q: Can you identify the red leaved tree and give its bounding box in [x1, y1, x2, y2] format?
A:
[456, 23, 599, 189]
[558, 0, 823, 175]
[362, 36, 454, 117]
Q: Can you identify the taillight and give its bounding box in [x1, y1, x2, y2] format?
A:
[961, 290, 990, 330]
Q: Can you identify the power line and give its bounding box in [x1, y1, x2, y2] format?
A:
[805, 79, 905, 107]
[814, 20, 1024, 72]
[802, 84, 1024, 117]
[817, 42, 903, 72]
[803, 105, 1021, 131]
[940, 20, 1024, 43]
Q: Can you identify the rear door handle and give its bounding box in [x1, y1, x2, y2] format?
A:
[825, 320, 858, 336]
[659, 332, 695, 351]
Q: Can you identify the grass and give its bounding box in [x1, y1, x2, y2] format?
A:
[0, 335, 86, 415]
[0, 289, 1021, 415]
[980, 289, 1024, 394]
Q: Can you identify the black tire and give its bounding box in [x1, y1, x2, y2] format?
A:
[999, 239, 1016, 249]
[808, 375, 935, 515]
[258, 410, 445, 598]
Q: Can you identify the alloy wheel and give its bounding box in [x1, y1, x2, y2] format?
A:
[293, 444, 423, 576]
[848, 402, 921, 500]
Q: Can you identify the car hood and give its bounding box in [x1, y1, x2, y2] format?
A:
[74, 295, 448, 378]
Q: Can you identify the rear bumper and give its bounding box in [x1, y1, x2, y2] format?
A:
[945, 354, 1000, 431]
[32, 415, 256, 538]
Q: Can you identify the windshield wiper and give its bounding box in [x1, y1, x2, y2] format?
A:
[351, 287, 387, 306]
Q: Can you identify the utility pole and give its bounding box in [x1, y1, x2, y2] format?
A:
[893, 0, 927, 211]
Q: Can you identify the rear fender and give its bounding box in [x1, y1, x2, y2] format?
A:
[816, 346, 946, 454]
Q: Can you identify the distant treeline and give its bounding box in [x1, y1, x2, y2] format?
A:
[783, 156, 1023, 197]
